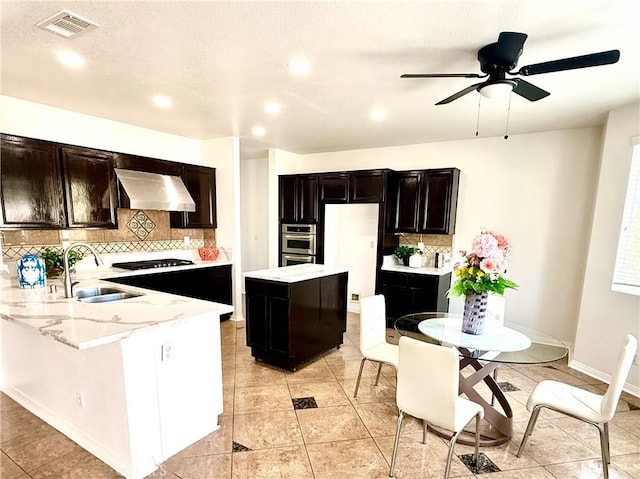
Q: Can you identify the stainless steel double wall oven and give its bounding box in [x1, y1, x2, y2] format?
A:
[281, 224, 316, 266]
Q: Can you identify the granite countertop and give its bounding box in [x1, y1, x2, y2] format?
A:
[244, 264, 348, 283]
[380, 264, 452, 276]
[0, 254, 234, 350]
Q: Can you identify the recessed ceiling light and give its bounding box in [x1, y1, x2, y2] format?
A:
[370, 108, 388, 121]
[288, 58, 311, 76]
[251, 126, 266, 136]
[152, 95, 172, 108]
[264, 102, 282, 115]
[56, 50, 85, 69]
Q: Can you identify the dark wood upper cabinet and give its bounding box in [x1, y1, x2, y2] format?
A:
[391, 171, 422, 232]
[0, 134, 66, 228]
[420, 168, 460, 234]
[279, 174, 318, 223]
[349, 170, 386, 202]
[170, 164, 217, 228]
[388, 168, 460, 235]
[60, 146, 117, 228]
[319, 173, 349, 203]
[279, 175, 298, 222]
[113, 153, 182, 208]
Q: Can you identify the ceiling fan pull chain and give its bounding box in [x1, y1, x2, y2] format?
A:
[504, 92, 512, 140]
[475, 95, 482, 137]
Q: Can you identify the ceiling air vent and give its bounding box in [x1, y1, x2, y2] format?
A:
[36, 10, 98, 38]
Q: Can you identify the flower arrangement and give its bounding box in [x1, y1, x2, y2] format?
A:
[448, 230, 518, 297]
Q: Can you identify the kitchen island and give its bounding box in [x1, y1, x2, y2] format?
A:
[244, 264, 348, 371]
[0, 261, 233, 479]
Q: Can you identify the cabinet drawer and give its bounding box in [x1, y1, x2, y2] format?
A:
[266, 282, 289, 299]
[408, 274, 439, 291]
[378, 271, 408, 287]
[246, 279, 266, 296]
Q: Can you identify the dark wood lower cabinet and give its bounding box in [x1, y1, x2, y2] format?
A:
[106, 265, 232, 319]
[377, 270, 451, 325]
[245, 273, 348, 371]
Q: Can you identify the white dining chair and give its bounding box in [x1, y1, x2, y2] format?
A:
[353, 294, 399, 399]
[517, 334, 638, 479]
[389, 336, 484, 479]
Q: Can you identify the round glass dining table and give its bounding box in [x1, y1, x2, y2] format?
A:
[395, 312, 568, 446]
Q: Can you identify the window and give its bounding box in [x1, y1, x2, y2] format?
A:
[612, 139, 640, 295]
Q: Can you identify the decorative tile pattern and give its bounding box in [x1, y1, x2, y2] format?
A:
[126, 210, 156, 241]
[498, 381, 521, 392]
[292, 397, 318, 410]
[1, 239, 207, 261]
[459, 452, 501, 474]
[232, 441, 251, 453]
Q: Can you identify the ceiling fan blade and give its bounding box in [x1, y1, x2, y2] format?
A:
[401, 73, 486, 79]
[435, 82, 484, 105]
[517, 50, 620, 76]
[494, 32, 528, 66]
[512, 79, 550, 101]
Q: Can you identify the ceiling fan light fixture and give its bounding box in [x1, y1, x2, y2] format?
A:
[478, 81, 515, 99]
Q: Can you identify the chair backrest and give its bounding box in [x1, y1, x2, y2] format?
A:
[359, 295, 387, 352]
[601, 334, 638, 420]
[397, 336, 460, 431]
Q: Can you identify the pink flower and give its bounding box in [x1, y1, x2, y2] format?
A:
[487, 230, 511, 253]
[480, 257, 499, 273]
[471, 233, 499, 258]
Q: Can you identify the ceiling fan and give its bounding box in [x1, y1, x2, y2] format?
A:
[401, 32, 620, 105]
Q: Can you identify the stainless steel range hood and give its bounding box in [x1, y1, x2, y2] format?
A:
[114, 168, 196, 212]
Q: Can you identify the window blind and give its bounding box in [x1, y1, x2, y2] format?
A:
[612, 139, 640, 296]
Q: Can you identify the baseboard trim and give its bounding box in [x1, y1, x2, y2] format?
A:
[2, 386, 150, 478]
[569, 360, 640, 398]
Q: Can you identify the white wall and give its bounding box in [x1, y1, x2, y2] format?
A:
[324, 204, 379, 313]
[573, 102, 640, 392]
[0, 96, 202, 163]
[278, 128, 604, 344]
[201, 137, 243, 320]
[240, 158, 270, 274]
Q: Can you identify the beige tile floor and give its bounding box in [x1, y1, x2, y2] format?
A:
[1, 313, 639, 478]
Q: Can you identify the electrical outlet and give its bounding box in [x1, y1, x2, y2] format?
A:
[161, 343, 173, 361]
[76, 392, 85, 408]
[351, 293, 360, 301]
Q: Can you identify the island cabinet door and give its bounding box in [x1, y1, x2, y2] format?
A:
[289, 279, 321, 359]
[318, 273, 348, 344]
[245, 279, 269, 350]
[245, 279, 290, 356]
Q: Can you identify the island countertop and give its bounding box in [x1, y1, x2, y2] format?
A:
[244, 264, 348, 283]
[0, 260, 234, 350]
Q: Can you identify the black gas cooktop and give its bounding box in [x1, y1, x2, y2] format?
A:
[111, 258, 195, 270]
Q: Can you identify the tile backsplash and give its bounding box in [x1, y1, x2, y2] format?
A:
[399, 233, 453, 260]
[1, 209, 216, 261]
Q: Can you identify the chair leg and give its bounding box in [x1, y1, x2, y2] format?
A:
[474, 412, 481, 464]
[422, 420, 428, 444]
[517, 406, 542, 457]
[603, 422, 611, 464]
[374, 362, 383, 386]
[389, 411, 405, 477]
[353, 358, 366, 398]
[597, 423, 610, 479]
[444, 428, 463, 479]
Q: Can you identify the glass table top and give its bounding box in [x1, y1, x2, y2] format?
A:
[394, 312, 568, 365]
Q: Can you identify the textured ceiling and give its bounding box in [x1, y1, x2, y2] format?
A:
[1, 1, 639, 158]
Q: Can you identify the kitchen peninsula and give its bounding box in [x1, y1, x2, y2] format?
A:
[244, 264, 348, 371]
[0, 260, 233, 479]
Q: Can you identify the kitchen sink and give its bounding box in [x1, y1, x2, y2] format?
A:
[74, 286, 144, 303]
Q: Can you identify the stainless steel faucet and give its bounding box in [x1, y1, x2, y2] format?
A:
[63, 243, 104, 298]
